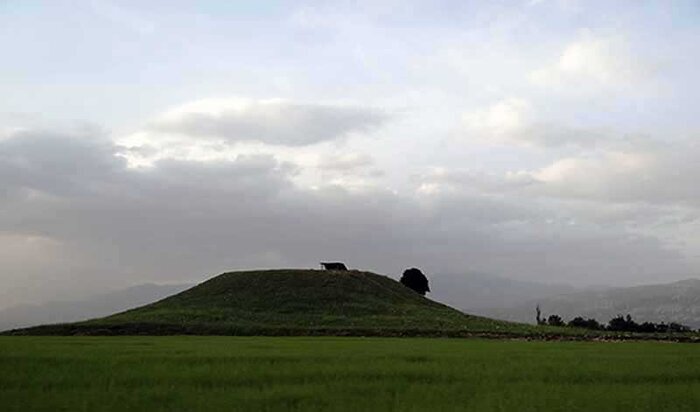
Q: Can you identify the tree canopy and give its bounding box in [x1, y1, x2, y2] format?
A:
[400, 268, 430, 295]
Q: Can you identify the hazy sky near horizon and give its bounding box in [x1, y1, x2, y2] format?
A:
[2, 0, 700, 307]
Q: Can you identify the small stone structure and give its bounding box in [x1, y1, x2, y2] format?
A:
[320, 262, 348, 271]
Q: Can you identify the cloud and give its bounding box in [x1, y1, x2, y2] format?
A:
[116, 98, 389, 191]
[0, 128, 125, 200]
[416, 167, 537, 195]
[530, 31, 656, 95]
[410, 134, 700, 262]
[425, 134, 700, 211]
[149, 98, 388, 147]
[462, 98, 531, 141]
[315, 152, 382, 190]
[461, 97, 608, 147]
[523, 142, 700, 206]
[317, 152, 374, 171]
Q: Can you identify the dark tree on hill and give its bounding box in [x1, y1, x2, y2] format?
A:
[547, 314, 565, 327]
[608, 314, 638, 332]
[606, 314, 691, 333]
[568, 316, 603, 330]
[638, 322, 657, 334]
[400, 268, 430, 295]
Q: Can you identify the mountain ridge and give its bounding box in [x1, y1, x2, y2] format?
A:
[478, 278, 700, 328]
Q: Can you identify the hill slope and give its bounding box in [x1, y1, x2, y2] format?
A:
[481, 279, 700, 328]
[8, 269, 530, 336]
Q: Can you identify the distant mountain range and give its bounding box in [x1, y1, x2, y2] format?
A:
[0, 283, 192, 332]
[475, 278, 700, 329]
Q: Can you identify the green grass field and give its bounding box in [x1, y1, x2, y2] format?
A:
[2, 336, 699, 411]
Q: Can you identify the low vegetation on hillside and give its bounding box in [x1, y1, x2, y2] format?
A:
[487, 279, 700, 329]
[542, 313, 692, 333]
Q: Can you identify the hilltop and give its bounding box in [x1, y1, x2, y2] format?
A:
[7, 269, 533, 337]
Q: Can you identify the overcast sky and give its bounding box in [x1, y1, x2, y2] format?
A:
[2, 0, 700, 308]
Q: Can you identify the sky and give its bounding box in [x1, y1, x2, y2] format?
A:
[1, 0, 700, 308]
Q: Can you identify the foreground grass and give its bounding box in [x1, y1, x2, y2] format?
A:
[2, 337, 700, 411]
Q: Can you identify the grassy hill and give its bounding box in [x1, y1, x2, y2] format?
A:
[6, 269, 544, 337]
